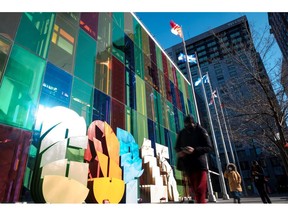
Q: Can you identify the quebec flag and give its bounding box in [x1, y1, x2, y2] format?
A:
[194, 74, 209, 86]
[178, 53, 197, 64]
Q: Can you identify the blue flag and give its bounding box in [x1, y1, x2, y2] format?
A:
[178, 53, 197, 64]
[194, 74, 209, 86]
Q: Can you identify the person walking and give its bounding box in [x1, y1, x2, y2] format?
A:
[175, 115, 213, 203]
[251, 160, 272, 203]
[224, 163, 242, 203]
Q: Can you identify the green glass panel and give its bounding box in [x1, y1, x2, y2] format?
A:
[0, 45, 46, 130]
[74, 29, 97, 85]
[143, 54, 152, 86]
[112, 16, 125, 64]
[70, 77, 93, 126]
[155, 122, 161, 144]
[136, 112, 148, 146]
[124, 13, 134, 41]
[135, 75, 147, 116]
[112, 12, 124, 29]
[134, 45, 144, 78]
[155, 46, 163, 72]
[15, 12, 55, 59]
[153, 90, 163, 127]
[133, 18, 142, 49]
[167, 61, 174, 82]
[178, 109, 185, 130]
[95, 13, 112, 96]
[66, 147, 85, 162]
[161, 96, 169, 129]
[125, 106, 132, 133]
[48, 13, 79, 74]
[167, 101, 176, 133]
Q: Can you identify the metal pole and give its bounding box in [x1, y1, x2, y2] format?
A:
[181, 34, 216, 202]
[215, 88, 235, 164]
[194, 52, 229, 200]
[206, 75, 230, 165]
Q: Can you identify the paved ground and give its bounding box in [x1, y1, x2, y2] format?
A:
[211, 194, 288, 204]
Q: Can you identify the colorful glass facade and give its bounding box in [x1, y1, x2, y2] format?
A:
[0, 12, 197, 203]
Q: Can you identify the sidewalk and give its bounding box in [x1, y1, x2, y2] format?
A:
[212, 195, 288, 204]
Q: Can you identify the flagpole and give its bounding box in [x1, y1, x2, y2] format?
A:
[206, 75, 230, 166]
[216, 89, 248, 196]
[215, 88, 235, 164]
[180, 30, 216, 203]
[194, 52, 229, 200]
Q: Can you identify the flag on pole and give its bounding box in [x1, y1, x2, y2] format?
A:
[170, 20, 183, 38]
[194, 74, 209, 86]
[178, 53, 197, 64]
[209, 90, 217, 105]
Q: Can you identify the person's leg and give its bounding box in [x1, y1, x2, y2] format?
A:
[189, 171, 207, 203]
[256, 184, 267, 203]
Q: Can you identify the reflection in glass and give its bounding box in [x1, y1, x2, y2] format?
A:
[15, 13, 55, 59]
[48, 13, 78, 74]
[0, 36, 11, 85]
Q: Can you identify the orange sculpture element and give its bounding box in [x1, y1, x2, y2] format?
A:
[42, 175, 89, 203]
[89, 177, 125, 204]
[85, 120, 124, 203]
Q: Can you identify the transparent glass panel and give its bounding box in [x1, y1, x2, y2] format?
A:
[93, 88, 111, 123]
[160, 96, 169, 129]
[125, 106, 132, 134]
[124, 13, 134, 41]
[141, 28, 150, 57]
[74, 29, 97, 85]
[15, 12, 55, 59]
[135, 75, 147, 116]
[144, 54, 152, 86]
[0, 13, 22, 40]
[95, 13, 112, 96]
[145, 83, 154, 121]
[70, 77, 93, 125]
[0, 36, 12, 84]
[48, 13, 78, 74]
[155, 46, 163, 72]
[79, 13, 99, 40]
[0, 44, 46, 130]
[158, 70, 166, 98]
[39, 62, 72, 108]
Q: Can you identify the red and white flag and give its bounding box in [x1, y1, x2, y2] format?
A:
[170, 20, 183, 38]
[209, 90, 217, 105]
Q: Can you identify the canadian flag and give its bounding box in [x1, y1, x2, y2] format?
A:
[170, 20, 183, 38]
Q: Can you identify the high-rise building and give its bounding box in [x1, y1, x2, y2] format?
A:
[166, 15, 287, 196]
[0, 12, 196, 203]
[268, 12, 288, 95]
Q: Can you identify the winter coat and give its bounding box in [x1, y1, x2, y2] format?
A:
[224, 163, 242, 192]
[175, 123, 213, 173]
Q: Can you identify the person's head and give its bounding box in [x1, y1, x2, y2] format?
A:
[227, 163, 236, 171]
[184, 115, 196, 128]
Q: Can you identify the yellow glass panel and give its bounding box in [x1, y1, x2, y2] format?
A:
[104, 122, 120, 165]
[92, 177, 125, 204]
[96, 150, 109, 177]
[42, 175, 89, 203]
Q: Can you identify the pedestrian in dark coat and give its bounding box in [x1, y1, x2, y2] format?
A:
[175, 115, 213, 203]
[251, 160, 272, 203]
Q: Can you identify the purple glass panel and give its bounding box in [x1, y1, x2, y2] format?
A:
[79, 13, 99, 40]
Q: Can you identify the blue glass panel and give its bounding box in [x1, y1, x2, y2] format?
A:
[126, 68, 136, 110]
[93, 88, 111, 123]
[39, 62, 72, 108]
[169, 81, 177, 109]
[147, 118, 156, 145]
[124, 34, 135, 72]
[173, 105, 180, 133]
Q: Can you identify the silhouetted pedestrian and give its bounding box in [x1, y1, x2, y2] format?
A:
[251, 160, 272, 203]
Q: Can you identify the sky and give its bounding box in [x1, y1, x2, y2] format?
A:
[135, 12, 271, 50]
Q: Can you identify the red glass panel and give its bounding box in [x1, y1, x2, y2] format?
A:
[111, 99, 125, 132]
[111, 56, 125, 104]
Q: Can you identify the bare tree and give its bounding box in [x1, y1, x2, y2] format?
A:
[214, 21, 288, 176]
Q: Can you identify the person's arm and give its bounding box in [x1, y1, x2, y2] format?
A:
[175, 131, 186, 158]
[193, 127, 213, 155]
